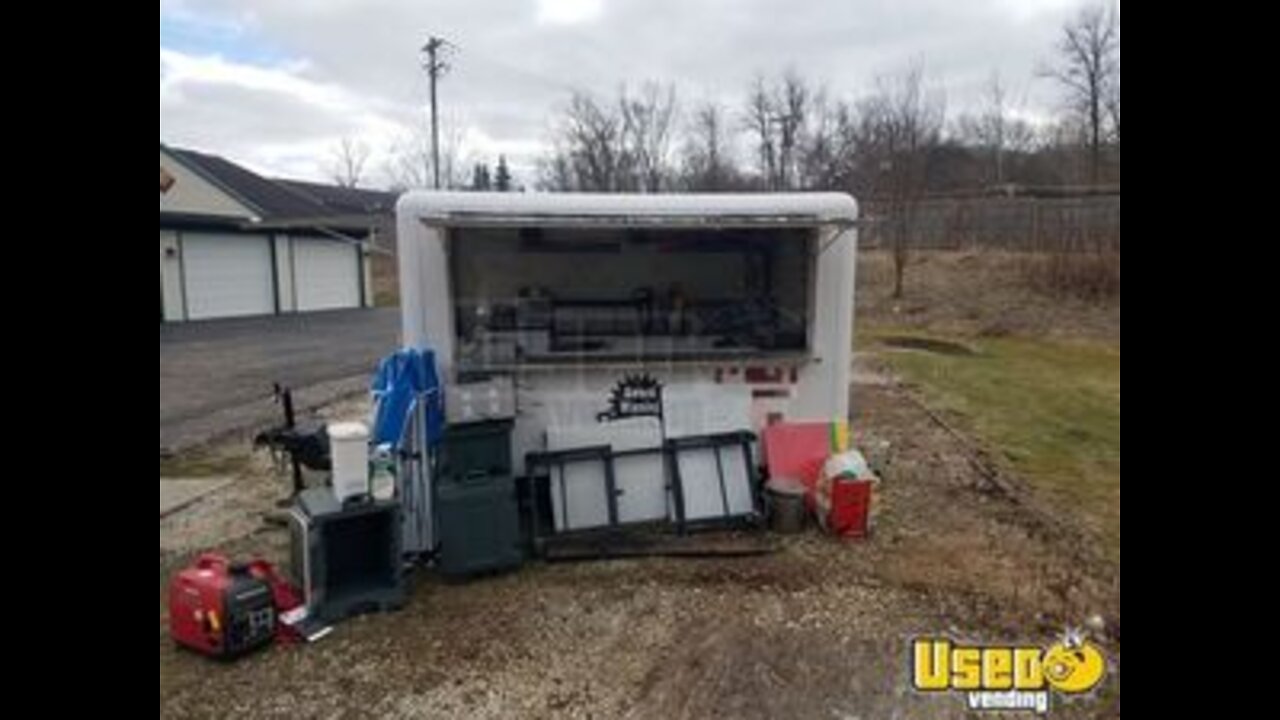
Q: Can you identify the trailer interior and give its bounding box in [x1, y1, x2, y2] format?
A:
[449, 226, 815, 369]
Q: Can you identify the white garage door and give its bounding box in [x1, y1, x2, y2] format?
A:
[294, 239, 360, 311]
[183, 233, 275, 320]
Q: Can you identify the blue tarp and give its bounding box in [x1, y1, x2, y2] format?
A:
[370, 347, 444, 448]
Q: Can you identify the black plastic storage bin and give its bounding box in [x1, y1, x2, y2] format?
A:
[438, 419, 514, 483]
[437, 473, 523, 578]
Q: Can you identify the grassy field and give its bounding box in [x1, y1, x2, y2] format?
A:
[862, 324, 1121, 564]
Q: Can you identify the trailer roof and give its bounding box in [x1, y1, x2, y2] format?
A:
[397, 191, 857, 228]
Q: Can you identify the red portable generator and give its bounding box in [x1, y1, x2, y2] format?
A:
[169, 553, 277, 659]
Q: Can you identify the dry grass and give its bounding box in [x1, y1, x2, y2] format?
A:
[1019, 250, 1121, 301]
[158, 447, 252, 478]
[857, 249, 1121, 342]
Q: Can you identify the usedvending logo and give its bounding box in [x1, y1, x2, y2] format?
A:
[911, 629, 1106, 714]
[597, 373, 664, 422]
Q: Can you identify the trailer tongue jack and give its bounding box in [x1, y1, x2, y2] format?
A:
[254, 384, 331, 502]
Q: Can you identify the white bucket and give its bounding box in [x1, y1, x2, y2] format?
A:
[328, 421, 370, 502]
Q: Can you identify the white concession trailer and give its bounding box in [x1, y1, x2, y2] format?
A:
[396, 191, 857, 533]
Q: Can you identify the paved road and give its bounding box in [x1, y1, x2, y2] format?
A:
[159, 308, 400, 451]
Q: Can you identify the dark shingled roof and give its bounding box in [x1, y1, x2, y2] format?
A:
[275, 179, 397, 215]
[166, 145, 395, 222]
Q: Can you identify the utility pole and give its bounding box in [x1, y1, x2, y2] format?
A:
[421, 36, 450, 189]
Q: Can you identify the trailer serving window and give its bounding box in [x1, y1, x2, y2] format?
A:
[449, 226, 813, 368]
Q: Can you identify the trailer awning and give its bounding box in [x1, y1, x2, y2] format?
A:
[397, 191, 859, 229]
[422, 212, 854, 229]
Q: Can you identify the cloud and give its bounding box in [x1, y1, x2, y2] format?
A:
[536, 0, 604, 26]
[160, 47, 411, 180]
[161, 0, 1095, 187]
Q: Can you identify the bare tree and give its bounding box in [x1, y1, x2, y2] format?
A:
[383, 130, 431, 191]
[858, 62, 945, 298]
[549, 91, 625, 191]
[538, 152, 576, 193]
[775, 71, 809, 190]
[620, 82, 678, 192]
[1044, 4, 1119, 184]
[540, 84, 678, 192]
[797, 95, 859, 190]
[438, 120, 468, 189]
[384, 117, 468, 191]
[328, 136, 370, 188]
[739, 72, 865, 192]
[956, 72, 1036, 185]
[1106, 74, 1120, 145]
[745, 76, 778, 189]
[979, 73, 1010, 184]
[681, 101, 741, 191]
[535, 64, 1110, 201]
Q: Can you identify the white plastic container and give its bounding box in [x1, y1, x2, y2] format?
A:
[328, 421, 370, 502]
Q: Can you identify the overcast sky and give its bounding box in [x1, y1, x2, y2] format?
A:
[160, 0, 1099, 188]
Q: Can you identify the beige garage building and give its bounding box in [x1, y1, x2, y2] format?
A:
[160, 144, 393, 322]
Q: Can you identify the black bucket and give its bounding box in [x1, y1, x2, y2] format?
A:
[766, 479, 808, 534]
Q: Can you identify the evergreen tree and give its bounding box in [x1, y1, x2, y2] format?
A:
[471, 163, 492, 191]
[494, 155, 512, 192]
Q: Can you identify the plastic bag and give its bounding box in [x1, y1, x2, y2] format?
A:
[822, 450, 872, 482]
[812, 450, 876, 538]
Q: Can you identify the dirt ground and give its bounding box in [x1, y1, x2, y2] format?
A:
[160, 357, 1119, 719]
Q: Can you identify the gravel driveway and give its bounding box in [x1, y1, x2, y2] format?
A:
[159, 308, 400, 451]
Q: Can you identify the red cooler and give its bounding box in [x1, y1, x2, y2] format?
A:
[827, 477, 872, 538]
